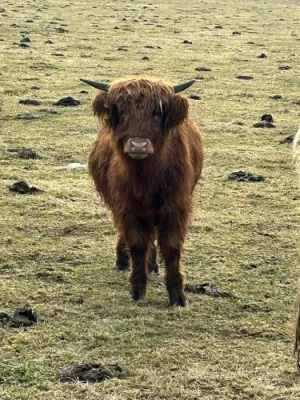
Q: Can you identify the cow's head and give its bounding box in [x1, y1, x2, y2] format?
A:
[81, 77, 195, 160]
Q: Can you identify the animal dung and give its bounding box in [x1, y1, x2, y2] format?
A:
[58, 363, 129, 383]
[18, 43, 30, 48]
[185, 283, 231, 297]
[280, 135, 295, 144]
[188, 94, 201, 100]
[0, 312, 10, 323]
[195, 66, 211, 72]
[17, 149, 38, 159]
[269, 94, 282, 100]
[53, 97, 80, 107]
[1, 308, 37, 328]
[228, 171, 265, 182]
[20, 36, 31, 43]
[9, 180, 43, 194]
[253, 121, 275, 128]
[236, 75, 253, 80]
[17, 113, 38, 120]
[278, 65, 291, 70]
[261, 114, 274, 123]
[7, 148, 39, 159]
[55, 27, 68, 33]
[19, 99, 41, 106]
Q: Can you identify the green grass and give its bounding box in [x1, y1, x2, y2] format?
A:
[1, 0, 300, 398]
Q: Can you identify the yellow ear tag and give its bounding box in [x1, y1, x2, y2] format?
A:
[102, 106, 110, 120]
[102, 111, 110, 120]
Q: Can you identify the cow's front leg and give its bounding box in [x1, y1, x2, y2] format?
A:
[129, 244, 149, 300]
[161, 246, 186, 307]
[119, 216, 153, 301]
[158, 211, 189, 307]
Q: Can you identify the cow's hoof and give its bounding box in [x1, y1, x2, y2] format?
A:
[148, 261, 159, 274]
[130, 285, 146, 301]
[116, 261, 129, 271]
[168, 290, 187, 307]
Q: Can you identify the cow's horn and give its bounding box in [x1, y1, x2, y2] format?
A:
[173, 80, 196, 93]
[80, 78, 110, 92]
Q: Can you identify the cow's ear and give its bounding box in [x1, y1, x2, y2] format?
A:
[164, 95, 189, 130]
[92, 91, 109, 120]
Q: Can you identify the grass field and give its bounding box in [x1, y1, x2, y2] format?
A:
[1, 0, 300, 398]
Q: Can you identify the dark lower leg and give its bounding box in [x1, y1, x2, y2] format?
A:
[161, 247, 187, 307]
[116, 235, 130, 270]
[157, 207, 189, 306]
[129, 245, 149, 300]
[148, 245, 159, 274]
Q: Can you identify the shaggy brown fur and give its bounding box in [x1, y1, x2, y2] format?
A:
[293, 129, 300, 370]
[88, 77, 204, 306]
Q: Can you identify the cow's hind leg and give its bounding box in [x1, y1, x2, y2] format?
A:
[116, 235, 130, 271]
[148, 244, 159, 274]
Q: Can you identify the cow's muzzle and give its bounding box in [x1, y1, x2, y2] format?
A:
[123, 137, 154, 159]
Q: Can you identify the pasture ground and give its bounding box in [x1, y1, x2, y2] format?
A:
[1, 0, 300, 398]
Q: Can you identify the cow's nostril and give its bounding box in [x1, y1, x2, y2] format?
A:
[132, 140, 147, 148]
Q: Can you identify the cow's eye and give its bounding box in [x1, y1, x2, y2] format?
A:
[152, 109, 161, 118]
[110, 105, 124, 126]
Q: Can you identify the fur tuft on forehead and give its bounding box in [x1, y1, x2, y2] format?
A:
[107, 78, 175, 110]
